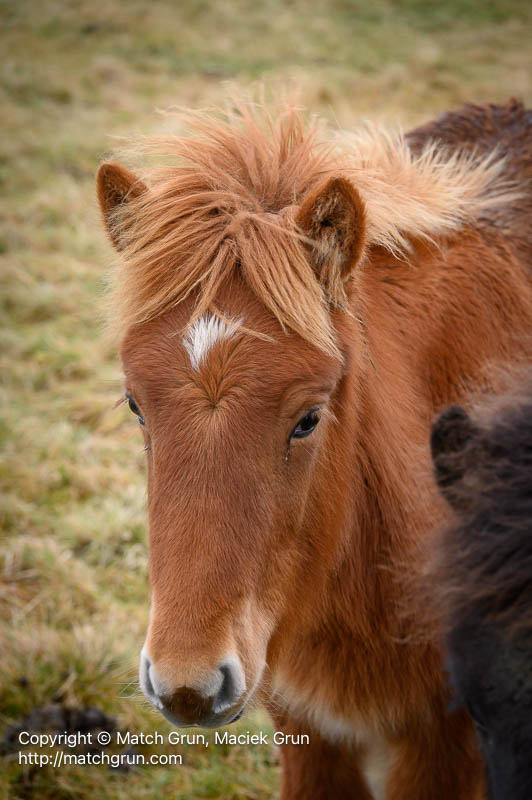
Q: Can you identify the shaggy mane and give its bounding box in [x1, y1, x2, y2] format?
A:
[106, 99, 516, 353]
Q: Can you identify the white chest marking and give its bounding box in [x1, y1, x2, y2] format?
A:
[272, 677, 394, 800]
[182, 313, 242, 370]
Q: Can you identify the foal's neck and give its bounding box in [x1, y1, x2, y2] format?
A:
[313, 227, 532, 616]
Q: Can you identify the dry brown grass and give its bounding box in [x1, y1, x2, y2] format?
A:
[1, 0, 531, 796]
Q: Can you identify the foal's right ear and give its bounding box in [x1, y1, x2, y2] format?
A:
[431, 405, 480, 508]
[96, 162, 147, 250]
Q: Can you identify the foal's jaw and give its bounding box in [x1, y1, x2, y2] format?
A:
[139, 646, 253, 727]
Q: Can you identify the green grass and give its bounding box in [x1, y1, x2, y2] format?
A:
[1, 0, 531, 797]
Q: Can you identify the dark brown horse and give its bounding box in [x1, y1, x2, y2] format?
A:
[97, 99, 532, 799]
[431, 377, 532, 800]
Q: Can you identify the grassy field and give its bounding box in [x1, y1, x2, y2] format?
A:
[1, 0, 532, 797]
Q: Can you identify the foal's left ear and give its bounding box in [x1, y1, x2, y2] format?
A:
[296, 177, 367, 294]
[96, 161, 147, 250]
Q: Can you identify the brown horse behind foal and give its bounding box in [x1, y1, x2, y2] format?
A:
[97, 99, 532, 799]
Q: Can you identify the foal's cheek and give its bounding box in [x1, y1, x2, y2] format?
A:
[278, 437, 323, 525]
[286, 425, 325, 475]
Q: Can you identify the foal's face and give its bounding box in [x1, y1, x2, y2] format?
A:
[122, 284, 342, 727]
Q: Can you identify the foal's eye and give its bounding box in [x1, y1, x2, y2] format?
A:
[125, 392, 145, 425]
[290, 409, 321, 440]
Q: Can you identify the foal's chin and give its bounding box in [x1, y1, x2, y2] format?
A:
[139, 646, 265, 729]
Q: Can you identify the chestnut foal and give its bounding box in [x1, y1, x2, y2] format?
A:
[97, 99, 532, 798]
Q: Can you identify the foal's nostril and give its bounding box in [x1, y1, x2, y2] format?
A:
[216, 663, 235, 709]
[213, 657, 246, 714]
[142, 653, 155, 696]
[139, 648, 164, 711]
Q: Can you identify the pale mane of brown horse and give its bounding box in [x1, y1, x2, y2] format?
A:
[97, 99, 532, 799]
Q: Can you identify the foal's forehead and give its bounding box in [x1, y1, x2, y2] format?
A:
[121, 304, 340, 401]
[181, 313, 243, 372]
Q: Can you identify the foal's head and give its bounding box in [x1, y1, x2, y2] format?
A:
[97, 108, 367, 727]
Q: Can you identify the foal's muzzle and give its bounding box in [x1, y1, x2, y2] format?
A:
[139, 648, 246, 727]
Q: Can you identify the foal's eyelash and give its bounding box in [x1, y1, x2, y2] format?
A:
[320, 406, 337, 425]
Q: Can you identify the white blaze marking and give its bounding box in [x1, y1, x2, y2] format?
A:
[182, 313, 242, 370]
